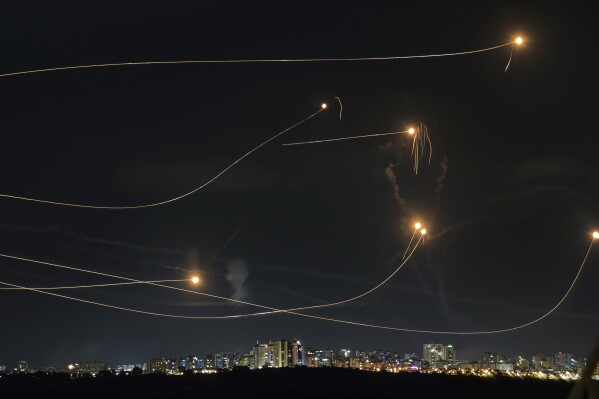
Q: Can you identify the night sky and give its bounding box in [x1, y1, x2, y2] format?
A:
[0, 1, 597, 367]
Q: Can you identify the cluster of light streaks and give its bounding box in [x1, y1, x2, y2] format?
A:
[410, 123, 432, 174]
[282, 122, 432, 174]
[0, 41, 519, 80]
[0, 235, 422, 319]
[0, 231, 596, 335]
[3, 33, 581, 338]
[0, 105, 326, 209]
[403, 222, 424, 260]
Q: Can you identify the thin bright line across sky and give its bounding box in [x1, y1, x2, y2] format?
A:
[282, 130, 410, 146]
[0, 238, 423, 318]
[0, 279, 187, 290]
[0, 42, 514, 79]
[0, 235, 594, 334]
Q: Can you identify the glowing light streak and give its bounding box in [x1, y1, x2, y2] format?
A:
[334, 96, 343, 121]
[0, 238, 422, 318]
[505, 46, 514, 72]
[0, 42, 515, 80]
[0, 279, 188, 290]
[0, 106, 325, 209]
[410, 123, 432, 174]
[290, 122, 431, 178]
[1, 232, 593, 335]
[292, 238, 595, 334]
[282, 130, 410, 147]
[402, 223, 422, 260]
[505, 37, 524, 72]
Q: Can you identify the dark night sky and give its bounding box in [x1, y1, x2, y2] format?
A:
[0, 1, 598, 367]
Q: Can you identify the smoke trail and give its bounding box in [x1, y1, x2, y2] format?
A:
[433, 156, 449, 216]
[225, 259, 250, 302]
[384, 163, 407, 209]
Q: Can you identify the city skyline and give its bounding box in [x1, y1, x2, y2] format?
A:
[0, 337, 589, 375]
[2, 336, 591, 384]
[0, 2, 598, 369]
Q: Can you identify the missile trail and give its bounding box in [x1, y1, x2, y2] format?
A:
[0, 42, 515, 80]
[0, 106, 325, 209]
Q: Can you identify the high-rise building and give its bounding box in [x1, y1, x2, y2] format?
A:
[146, 358, 168, 374]
[204, 354, 214, 369]
[238, 352, 254, 369]
[271, 339, 303, 368]
[555, 352, 574, 371]
[179, 355, 201, 371]
[509, 355, 529, 371]
[214, 352, 238, 369]
[166, 359, 178, 372]
[480, 352, 497, 369]
[423, 344, 455, 367]
[531, 354, 554, 371]
[253, 343, 271, 369]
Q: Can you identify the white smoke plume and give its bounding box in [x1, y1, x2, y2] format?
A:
[384, 163, 407, 209]
[226, 259, 250, 302]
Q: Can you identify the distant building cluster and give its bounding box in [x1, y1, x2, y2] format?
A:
[1, 340, 596, 381]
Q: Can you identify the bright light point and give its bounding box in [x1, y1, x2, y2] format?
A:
[408, 128, 415, 135]
[191, 276, 200, 284]
[321, 103, 327, 109]
[593, 231, 599, 239]
[420, 229, 427, 235]
[415, 222, 422, 229]
[515, 37, 523, 45]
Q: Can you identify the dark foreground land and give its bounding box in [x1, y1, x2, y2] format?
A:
[0, 368, 576, 399]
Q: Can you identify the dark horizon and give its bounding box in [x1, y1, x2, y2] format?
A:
[0, 1, 598, 368]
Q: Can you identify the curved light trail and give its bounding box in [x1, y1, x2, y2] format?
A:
[0, 232, 594, 335]
[0, 235, 423, 318]
[0, 106, 325, 209]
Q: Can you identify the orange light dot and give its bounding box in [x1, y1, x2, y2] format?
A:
[408, 128, 415, 135]
[321, 103, 327, 109]
[515, 37, 523, 45]
[415, 223, 421, 229]
[593, 231, 599, 239]
[192, 276, 200, 284]
[420, 229, 427, 235]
